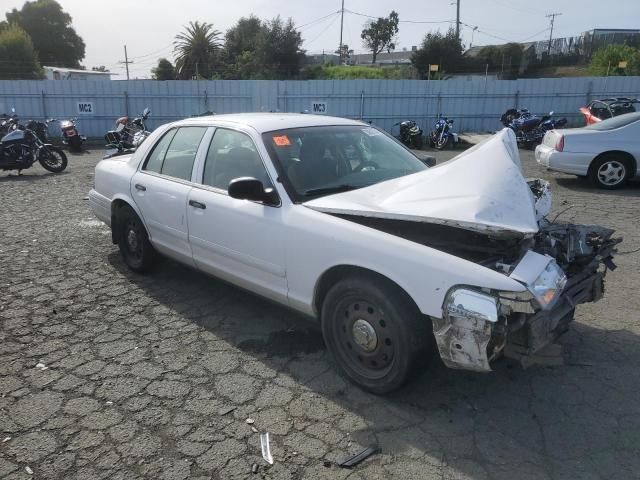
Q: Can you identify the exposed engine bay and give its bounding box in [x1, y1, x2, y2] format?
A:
[331, 179, 621, 372]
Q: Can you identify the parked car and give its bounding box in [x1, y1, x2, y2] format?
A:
[89, 114, 618, 393]
[536, 112, 640, 189]
[579, 97, 638, 125]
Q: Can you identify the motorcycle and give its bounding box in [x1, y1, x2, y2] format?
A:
[500, 108, 567, 148]
[25, 118, 53, 144]
[429, 116, 459, 150]
[104, 107, 151, 158]
[0, 108, 20, 137]
[58, 118, 86, 151]
[0, 124, 68, 175]
[393, 120, 424, 149]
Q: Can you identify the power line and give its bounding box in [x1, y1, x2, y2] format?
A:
[297, 10, 341, 30]
[344, 9, 454, 24]
[306, 13, 341, 47]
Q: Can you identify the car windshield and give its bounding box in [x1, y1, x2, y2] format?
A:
[585, 112, 640, 130]
[263, 125, 427, 201]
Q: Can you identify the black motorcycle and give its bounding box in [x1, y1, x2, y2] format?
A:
[104, 107, 151, 158]
[0, 109, 20, 137]
[393, 120, 424, 149]
[25, 119, 52, 143]
[501, 108, 567, 148]
[0, 125, 68, 174]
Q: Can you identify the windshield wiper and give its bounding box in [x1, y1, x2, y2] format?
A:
[302, 184, 360, 197]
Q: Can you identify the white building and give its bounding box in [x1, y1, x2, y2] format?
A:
[43, 66, 112, 81]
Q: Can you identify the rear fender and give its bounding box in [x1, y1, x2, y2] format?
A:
[110, 193, 150, 244]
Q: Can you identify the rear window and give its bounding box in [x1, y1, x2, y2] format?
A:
[585, 112, 640, 131]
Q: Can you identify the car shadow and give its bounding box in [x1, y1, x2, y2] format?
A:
[105, 251, 638, 478]
[554, 175, 640, 197]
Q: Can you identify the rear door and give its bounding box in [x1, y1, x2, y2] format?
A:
[131, 126, 208, 265]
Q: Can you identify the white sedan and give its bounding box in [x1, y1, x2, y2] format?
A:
[536, 112, 640, 189]
[89, 114, 618, 393]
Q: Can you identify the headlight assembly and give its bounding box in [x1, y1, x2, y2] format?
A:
[529, 260, 567, 309]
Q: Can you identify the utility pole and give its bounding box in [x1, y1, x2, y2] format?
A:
[456, 0, 461, 42]
[339, 0, 345, 64]
[119, 45, 133, 80]
[545, 12, 562, 57]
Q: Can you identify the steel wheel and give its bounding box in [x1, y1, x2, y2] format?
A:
[597, 160, 626, 186]
[321, 274, 433, 393]
[332, 297, 396, 380]
[117, 205, 157, 273]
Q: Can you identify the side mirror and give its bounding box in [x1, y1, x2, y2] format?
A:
[11, 107, 15, 113]
[549, 111, 554, 116]
[143, 108, 151, 117]
[228, 177, 279, 206]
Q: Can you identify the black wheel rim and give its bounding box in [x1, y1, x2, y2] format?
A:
[124, 219, 143, 262]
[42, 150, 64, 169]
[332, 296, 396, 380]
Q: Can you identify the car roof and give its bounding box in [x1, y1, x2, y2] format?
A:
[175, 113, 366, 133]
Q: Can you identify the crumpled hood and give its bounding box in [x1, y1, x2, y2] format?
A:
[304, 128, 541, 236]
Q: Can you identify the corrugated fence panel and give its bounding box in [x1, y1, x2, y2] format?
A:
[1, 77, 639, 137]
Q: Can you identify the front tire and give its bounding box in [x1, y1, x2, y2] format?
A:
[321, 274, 432, 393]
[38, 147, 67, 173]
[116, 205, 157, 273]
[69, 135, 82, 152]
[434, 135, 451, 150]
[588, 154, 631, 189]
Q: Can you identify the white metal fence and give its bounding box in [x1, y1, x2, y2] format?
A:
[1, 77, 639, 138]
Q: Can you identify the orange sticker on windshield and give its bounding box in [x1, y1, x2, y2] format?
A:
[273, 135, 291, 146]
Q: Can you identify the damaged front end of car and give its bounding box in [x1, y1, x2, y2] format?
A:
[434, 221, 619, 371]
[305, 129, 621, 372]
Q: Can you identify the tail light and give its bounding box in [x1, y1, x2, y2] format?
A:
[555, 135, 564, 152]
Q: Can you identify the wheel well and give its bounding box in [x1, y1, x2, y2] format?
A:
[313, 265, 418, 317]
[590, 150, 637, 176]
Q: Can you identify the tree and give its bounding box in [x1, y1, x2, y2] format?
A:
[174, 21, 222, 79]
[0, 23, 43, 79]
[222, 16, 267, 79]
[589, 44, 640, 76]
[221, 16, 304, 80]
[360, 11, 399, 64]
[261, 16, 305, 79]
[151, 58, 176, 80]
[335, 44, 354, 62]
[478, 43, 523, 78]
[411, 27, 463, 78]
[6, 0, 85, 68]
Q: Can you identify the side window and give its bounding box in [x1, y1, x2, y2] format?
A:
[160, 127, 207, 181]
[143, 129, 176, 173]
[202, 128, 271, 191]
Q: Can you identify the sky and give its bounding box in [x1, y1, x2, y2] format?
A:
[2, 0, 639, 78]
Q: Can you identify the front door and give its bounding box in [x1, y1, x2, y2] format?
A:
[131, 126, 208, 265]
[186, 127, 288, 304]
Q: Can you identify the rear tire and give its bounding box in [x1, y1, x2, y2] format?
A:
[116, 205, 157, 273]
[588, 153, 631, 189]
[38, 147, 67, 173]
[321, 273, 432, 394]
[412, 135, 424, 150]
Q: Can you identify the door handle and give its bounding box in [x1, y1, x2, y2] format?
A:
[135, 184, 146, 191]
[189, 200, 206, 210]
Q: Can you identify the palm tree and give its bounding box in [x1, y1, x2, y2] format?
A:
[174, 21, 222, 79]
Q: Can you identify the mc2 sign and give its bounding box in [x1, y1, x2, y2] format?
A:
[311, 102, 327, 114]
[76, 102, 94, 115]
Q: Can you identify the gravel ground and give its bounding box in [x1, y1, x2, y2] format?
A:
[1, 145, 639, 480]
